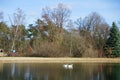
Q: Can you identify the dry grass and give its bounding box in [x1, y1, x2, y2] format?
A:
[0, 57, 120, 63]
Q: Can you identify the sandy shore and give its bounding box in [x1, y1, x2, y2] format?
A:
[0, 57, 120, 63]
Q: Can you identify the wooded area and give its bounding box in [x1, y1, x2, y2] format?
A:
[0, 3, 119, 57]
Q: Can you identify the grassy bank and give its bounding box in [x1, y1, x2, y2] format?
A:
[0, 57, 120, 63]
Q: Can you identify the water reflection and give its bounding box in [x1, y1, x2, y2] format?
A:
[0, 63, 120, 80]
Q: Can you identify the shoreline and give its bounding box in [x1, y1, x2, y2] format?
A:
[0, 57, 120, 63]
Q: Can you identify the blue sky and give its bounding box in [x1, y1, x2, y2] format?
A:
[0, 0, 120, 26]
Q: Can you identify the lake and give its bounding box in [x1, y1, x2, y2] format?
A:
[0, 63, 120, 80]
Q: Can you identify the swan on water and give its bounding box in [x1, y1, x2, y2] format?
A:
[63, 64, 73, 69]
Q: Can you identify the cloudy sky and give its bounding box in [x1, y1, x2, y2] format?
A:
[0, 0, 120, 26]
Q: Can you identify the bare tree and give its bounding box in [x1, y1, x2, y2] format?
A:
[9, 8, 26, 51]
[67, 20, 74, 56]
[42, 3, 71, 30]
[41, 3, 71, 43]
[75, 12, 110, 50]
[13, 8, 25, 25]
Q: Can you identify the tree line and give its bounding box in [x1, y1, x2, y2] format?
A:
[0, 3, 119, 57]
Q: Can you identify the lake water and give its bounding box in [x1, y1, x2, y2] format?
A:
[0, 63, 120, 80]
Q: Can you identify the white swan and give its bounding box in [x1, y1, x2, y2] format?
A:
[63, 64, 73, 69]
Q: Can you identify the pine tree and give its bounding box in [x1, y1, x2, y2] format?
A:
[104, 22, 120, 57]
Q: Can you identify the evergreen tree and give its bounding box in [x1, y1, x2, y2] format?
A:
[104, 22, 120, 57]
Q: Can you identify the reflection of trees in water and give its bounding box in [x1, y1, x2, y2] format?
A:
[103, 63, 120, 80]
[0, 63, 3, 76]
[71, 63, 100, 80]
[0, 63, 3, 71]
[0, 63, 120, 80]
[24, 64, 32, 80]
[0, 63, 103, 80]
[1, 63, 25, 80]
[61, 63, 120, 80]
